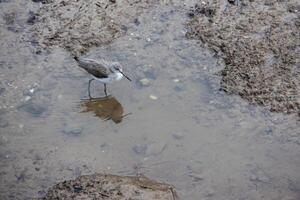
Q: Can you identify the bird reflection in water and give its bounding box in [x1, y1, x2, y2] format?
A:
[80, 96, 130, 124]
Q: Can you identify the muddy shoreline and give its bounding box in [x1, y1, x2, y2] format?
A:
[186, 0, 300, 117]
[1, 0, 300, 199]
[31, 0, 160, 56]
[39, 173, 178, 200]
[31, 0, 300, 117]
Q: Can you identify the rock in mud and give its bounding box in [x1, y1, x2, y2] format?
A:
[172, 132, 184, 140]
[31, 0, 159, 56]
[27, 11, 37, 25]
[186, 0, 300, 117]
[174, 84, 185, 92]
[0, 116, 9, 128]
[18, 101, 47, 117]
[139, 78, 151, 87]
[32, 0, 51, 4]
[0, 87, 5, 96]
[39, 173, 178, 200]
[62, 124, 83, 136]
[187, 3, 216, 18]
[132, 144, 147, 155]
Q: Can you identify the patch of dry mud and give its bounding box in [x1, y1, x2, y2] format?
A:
[39, 173, 178, 200]
[186, 0, 300, 116]
[31, 0, 159, 56]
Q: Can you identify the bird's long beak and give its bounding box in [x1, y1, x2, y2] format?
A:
[118, 70, 132, 81]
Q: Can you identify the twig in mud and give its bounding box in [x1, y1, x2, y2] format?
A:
[99, 192, 110, 198]
[95, 2, 101, 8]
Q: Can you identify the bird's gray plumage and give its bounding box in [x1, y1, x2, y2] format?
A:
[74, 56, 131, 98]
[74, 56, 112, 78]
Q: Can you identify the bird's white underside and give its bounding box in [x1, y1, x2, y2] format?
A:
[94, 72, 123, 84]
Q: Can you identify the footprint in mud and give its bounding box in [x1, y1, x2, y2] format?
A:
[80, 96, 130, 124]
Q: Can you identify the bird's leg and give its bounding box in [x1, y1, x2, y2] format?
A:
[88, 78, 94, 99]
[104, 83, 107, 96]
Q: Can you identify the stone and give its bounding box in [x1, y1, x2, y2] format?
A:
[172, 133, 184, 140]
[139, 78, 151, 87]
[27, 11, 37, 25]
[18, 102, 47, 117]
[132, 144, 147, 155]
[24, 96, 31, 101]
[0, 117, 9, 128]
[189, 173, 204, 181]
[133, 18, 140, 26]
[62, 124, 83, 136]
[0, 87, 5, 95]
[174, 84, 185, 92]
[149, 95, 158, 100]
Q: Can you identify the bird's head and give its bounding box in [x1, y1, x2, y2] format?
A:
[112, 62, 131, 81]
[112, 62, 123, 72]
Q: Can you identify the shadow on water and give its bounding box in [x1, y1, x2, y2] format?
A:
[80, 96, 130, 124]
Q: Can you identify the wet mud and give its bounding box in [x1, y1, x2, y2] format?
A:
[186, 0, 300, 116]
[40, 173, 177, 200]
[1, 0, 300, 200]
[31, 0, 159, 56]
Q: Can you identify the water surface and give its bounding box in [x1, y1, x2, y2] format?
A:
[0, 1, 300, 200]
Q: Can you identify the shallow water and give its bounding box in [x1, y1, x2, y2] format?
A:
[0, 1, 300, 200]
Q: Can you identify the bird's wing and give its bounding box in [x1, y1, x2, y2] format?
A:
[75, 57, 110, 78]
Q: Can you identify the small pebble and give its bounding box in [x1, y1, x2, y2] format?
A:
[0, 116, 9, 128]
[63, 124, 83, 136]
[0, 88, 5, 95]
[139, 78, 150, 87]
[149, 95, 158, 100]
[27, 11, 37, 25]
[172, 133, 184, 140]
[204, 188, 215, 197]
[132, 144, 147, 155]
[18, 102, 47, 117]
[29, 88, 35, 93]
[174, 84, 185, 92]
[189, 173, 204, 181]
[133, 18, 140, 26]
[24, 96, 31, 101]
